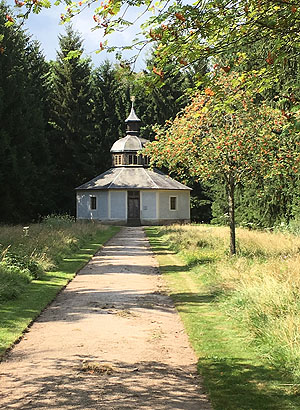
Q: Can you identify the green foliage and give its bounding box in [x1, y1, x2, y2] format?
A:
[286, 219, 300, 236]
[1, 250, 44, 280]
[7, 0, 300, 232]
[132, 58, 200, 140]
[145, 72, 299, 185]
[53, 1, 300, 236]
[42, 213, 76, 227]
[144, 71, 300, 250]
[274, 219, 300, 236]
[48, 25, 96, 214]
[0, 263, 32, 302]
[46, 29, 192, 215]
[210, 172, 300, 229]
[89, 0, 300, 94]
[0, 219, 112, 303]
[190, 195, 212, 223]
[0, 2, 54, 223]
[91, 61, 131, 172]
[11, 0, 300, 98]
[0, 2, 196, 224]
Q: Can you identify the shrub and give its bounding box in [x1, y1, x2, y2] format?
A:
[1, 250, 44, 280]
[0, 263, 32, 302]
[42, 214, 76, 227]
[276, 218, 300, 236]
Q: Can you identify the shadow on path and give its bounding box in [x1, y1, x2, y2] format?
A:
[0, 359, 208, 410]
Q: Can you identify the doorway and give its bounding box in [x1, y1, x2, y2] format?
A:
[127, 191, 140, 225]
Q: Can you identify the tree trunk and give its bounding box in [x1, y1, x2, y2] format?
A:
[228, 175, 236, 255]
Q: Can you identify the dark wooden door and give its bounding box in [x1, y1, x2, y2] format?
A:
[128, 191, 140, 224]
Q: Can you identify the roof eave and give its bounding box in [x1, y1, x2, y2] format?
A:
[76, 186, 192, 191]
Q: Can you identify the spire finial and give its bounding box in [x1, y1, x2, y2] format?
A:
[125, 97, 141, 124]
[130, 96, 135, 109]
[125, 96, 141, 134]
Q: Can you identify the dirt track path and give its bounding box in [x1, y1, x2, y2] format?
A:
[0, 227, 211, 410]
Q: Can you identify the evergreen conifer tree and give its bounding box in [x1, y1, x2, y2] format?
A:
[0, 3, 52, 222]
[92, 61, 130, 172]
[49, 25, 95, 214]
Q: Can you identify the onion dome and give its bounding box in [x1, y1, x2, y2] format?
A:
[110, 135, 148, 153]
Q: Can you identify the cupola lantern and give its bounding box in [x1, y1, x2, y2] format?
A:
[125, 96, 141, 135]
[110, 97, 148, 167]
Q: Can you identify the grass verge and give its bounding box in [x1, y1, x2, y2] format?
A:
[0, 226, 119, 357]
[146, 226, 300, 410]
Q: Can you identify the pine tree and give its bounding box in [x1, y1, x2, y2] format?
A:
[0, 3, 52, 222]
[49, 25, 95, 214]
[91, 61, 131, 172]
[133, 62, 197, 140]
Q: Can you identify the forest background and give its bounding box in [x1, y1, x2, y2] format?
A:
[0, 0, 299, 230]
[0, 1, 200, 223]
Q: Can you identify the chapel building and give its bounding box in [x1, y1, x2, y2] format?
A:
[76, 104, 191, 225]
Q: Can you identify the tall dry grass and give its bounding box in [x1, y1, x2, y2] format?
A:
[0, 217, 109, 271]
[158, 223, 300, 379]
[0, 217, 109, 302]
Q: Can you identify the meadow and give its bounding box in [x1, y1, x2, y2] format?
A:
[146, 223, 300, 409]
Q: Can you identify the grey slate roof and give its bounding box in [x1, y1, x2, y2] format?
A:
[110, 135, 149, 153]
[76, 167, 192, 191]
[125, 106, 141, 122]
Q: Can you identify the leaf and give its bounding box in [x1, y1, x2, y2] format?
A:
[291, 105, 300, 113]
[39, 0, 51, 8]
[294, 121, 300, 132]
[64, 49, 82, 60]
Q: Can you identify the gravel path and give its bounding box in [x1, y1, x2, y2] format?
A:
[0, 227, 211, 410]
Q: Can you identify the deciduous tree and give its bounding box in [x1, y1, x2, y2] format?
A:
[144, 71, 300, 254]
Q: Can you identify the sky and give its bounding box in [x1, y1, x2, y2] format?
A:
[8, 1, 151, 70]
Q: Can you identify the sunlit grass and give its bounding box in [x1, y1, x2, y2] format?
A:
[157, 224, 300, 379]
[146, 225, 300, 409]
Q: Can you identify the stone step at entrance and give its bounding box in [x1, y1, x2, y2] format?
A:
[127, 218, 141, 227]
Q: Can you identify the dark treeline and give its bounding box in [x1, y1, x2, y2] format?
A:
[0, 3, 192, 223]
[1, 2, 298, 227]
